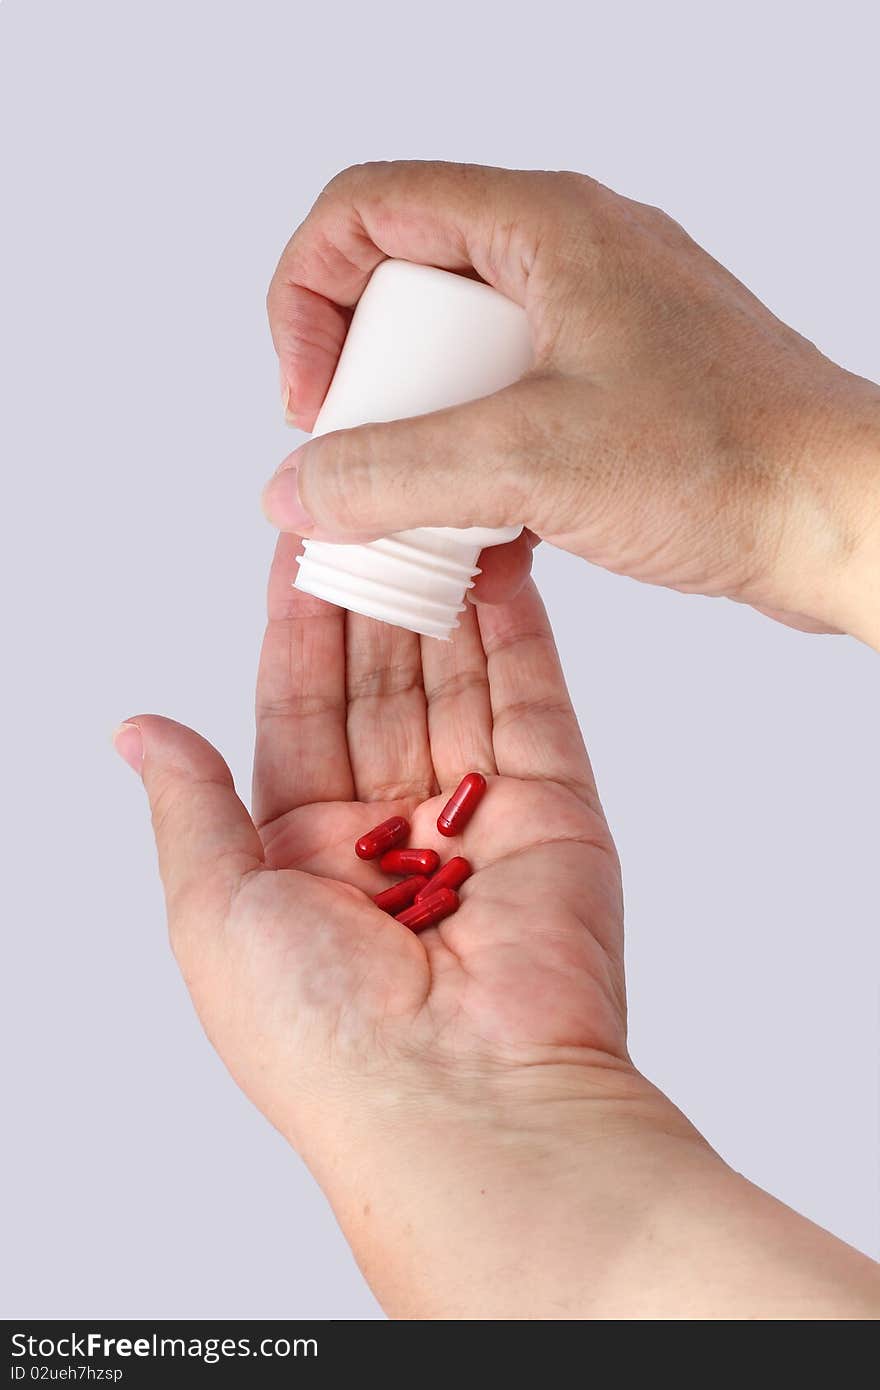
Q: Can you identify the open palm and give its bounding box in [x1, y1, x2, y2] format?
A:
[130, 537, 627, 1147]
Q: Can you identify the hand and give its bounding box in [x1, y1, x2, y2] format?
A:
[115, 538, 880, 1318]
[264, 161, 880, 646]
[117, 533, 627, 1110]
[115, 539, 643, 1314]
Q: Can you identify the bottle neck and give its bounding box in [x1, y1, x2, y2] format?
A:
[295, 526, 521, 640]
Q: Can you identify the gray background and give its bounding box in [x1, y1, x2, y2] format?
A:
[2, 0, 878, 1320]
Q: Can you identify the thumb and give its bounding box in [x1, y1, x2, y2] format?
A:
[262, 377, 551, 541]
[113, 715, 264, 954]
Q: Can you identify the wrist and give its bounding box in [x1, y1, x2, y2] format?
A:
[777, 373, 880, 647]
[827, 394, 880, 649]
[305, 1049, 693, 1158]
[299, 1056, 707, 1318]
[300, 1054, 880, 1319]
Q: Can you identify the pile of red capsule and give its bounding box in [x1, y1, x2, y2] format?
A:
[354, 772, 487, 932]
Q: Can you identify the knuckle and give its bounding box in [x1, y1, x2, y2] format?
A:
[490, 375, 590, 529]
[165, 875, 220, 970]
[320, 160, 392, 205]
[148, 777, 183, 847]
[477, 391, 545, 522]
[303, 428, 379, 531]
[166, 901, 194, 967]
[160, 872, 201, 968]
[557, 169, 603, 206]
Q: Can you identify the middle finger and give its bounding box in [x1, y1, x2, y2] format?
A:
[345, 612, 436, 804]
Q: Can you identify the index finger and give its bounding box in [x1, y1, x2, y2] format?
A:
[253, 533, 354, 828]
[268, 161, 542, 430]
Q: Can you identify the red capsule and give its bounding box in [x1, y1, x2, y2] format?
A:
[437, 772, 487, 837]
[372, 875, 429, 914]
[414, 856, 472, 901]
[355, 815, 409, 861]
[379, 847, 440, 876]
[395, 888, 460, 932]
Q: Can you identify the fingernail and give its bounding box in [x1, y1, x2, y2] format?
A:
[262, 460, 313, 532]
[280, 369, 300, 426]
[113, 721, 144, 776]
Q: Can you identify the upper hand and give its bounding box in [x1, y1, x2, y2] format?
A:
[264, 161, 880, 644]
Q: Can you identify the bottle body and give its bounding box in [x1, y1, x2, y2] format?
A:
[293, 260, 532, 640]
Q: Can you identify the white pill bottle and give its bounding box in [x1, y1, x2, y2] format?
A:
[294, 259, 533, 639]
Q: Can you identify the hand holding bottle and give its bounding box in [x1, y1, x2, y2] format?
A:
[264, 161, 880, 646]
